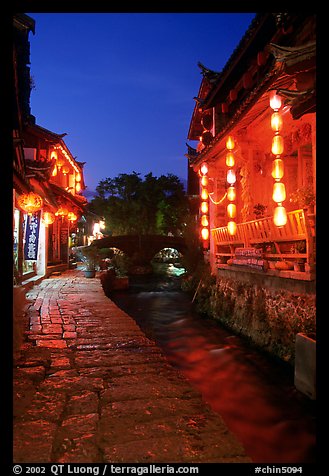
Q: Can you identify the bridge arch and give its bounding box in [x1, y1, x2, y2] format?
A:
[93, 234, 187, 265]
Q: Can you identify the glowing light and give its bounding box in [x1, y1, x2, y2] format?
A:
[52, 165, 58, 177]
[225, 152, 235, 167]
[227, 221, 237, 236]
[68, 212, 77, 222]
[227, 186, 236, 201]
[227, 169, 236, 185]
[200, 163, 208, 175]
[201, 201, 208, 214]
[271, 112, 283, 132]
[17, 192, 43, 216]
[75, 172, 81, 182]
[269, 90, 282, 110]
[201, 188, 208, 200]
[201, 175, 208, 187]
[273, 205, 287, 227]
[271, 159, 284, 180]
[271, 135, 284, 155]
[201, 227, 209, 241]
[226, 135, 235, 150]
[75, 182, 81, 193]
[62, 165, 70, 175]
[55, 206, 68, 217]
[227, 203, 237, 219]
[42, 211, 55, 225]
[201, 215, 209, 227]
[272, 182, 286, 203]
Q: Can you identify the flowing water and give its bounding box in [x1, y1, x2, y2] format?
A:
[107, 271, 316, 463]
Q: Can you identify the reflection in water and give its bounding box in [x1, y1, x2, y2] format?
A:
[108, 273, 316, 463]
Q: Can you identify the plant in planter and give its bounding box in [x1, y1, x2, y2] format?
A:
[79, 245, 100, 278]
[253, 203, 267, 219]
[289, 187, 315, 212]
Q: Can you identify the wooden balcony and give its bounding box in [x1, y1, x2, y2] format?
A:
[211, 209, 315, 280]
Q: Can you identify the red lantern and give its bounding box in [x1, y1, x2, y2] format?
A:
[17, 192, 43, 216]
[43, 211, 55, 225]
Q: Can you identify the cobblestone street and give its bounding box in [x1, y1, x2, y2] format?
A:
[13, 270, 251, 464]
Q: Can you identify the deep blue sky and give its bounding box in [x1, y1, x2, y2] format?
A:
[27, 12, 256, 195]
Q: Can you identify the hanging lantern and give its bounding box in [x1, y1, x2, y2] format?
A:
[227, 186, 236, 202]
[272, 182, 286, 203]
[55, 206, 69, 217]
[201, 188, 208, 200]
[227, 169, 236, 185]
[227, 221, 237, 236]
[42, 211, 55, 226]
[68, 211, 78, 222]
[201, 227, 209, 241]
[271, 135, 284, 156]
[226, 136, 235, 151]
[271, 112, 283, 132]
[271, 159, 284, 180]
[17, 192, 43, 216]
[75, 172, 81, 182]
[201, 201, 208, 214]
[200, 163, 208, 175]
[50, 151, 58, 161]
[225, 152, 235, 167]
[273, 205, 287, 227]
[62, 165, 70, 175]
[269, 91, 282, 110]
[201, 175, 208, 187]
[201, 215, 209, 227]
[52, 164, 58, 177]
[56, 158, 64, 169]
[227, 203, 237, 219]
[75, 182, 81, 193]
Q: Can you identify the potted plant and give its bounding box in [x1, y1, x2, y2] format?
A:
[289, 187, 315, 213]
[253, 203, 267, 219]
[79, 244, 100, 278]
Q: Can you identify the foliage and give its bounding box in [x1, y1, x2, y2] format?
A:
[110, 250, 131, 277]
[78, 245, 100, 271]
[289, 187, 315, 208]
[253, 203, 267, 218]
[88, 172, 189, 236]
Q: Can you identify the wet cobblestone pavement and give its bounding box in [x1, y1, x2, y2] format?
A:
[13, 270, 251, 463]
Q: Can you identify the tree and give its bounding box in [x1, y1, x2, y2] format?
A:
[87, 172, 189, 236]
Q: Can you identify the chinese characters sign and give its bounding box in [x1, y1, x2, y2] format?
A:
[24, 211, 41, 261]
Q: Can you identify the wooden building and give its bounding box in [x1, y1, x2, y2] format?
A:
[13, 13, 87, 285]
[186, 13, 316, 370]
[187, 13, 316, 288]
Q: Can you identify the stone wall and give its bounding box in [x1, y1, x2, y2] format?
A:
[195, 269, 316, 366]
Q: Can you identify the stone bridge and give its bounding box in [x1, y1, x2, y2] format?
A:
[92, 234, 187, 265]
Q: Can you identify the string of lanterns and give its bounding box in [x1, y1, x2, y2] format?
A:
[269, 90, 287, 227]
[225, 135, 237, 236]
[199, 162, 210, 249]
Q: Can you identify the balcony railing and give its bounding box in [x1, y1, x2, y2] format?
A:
[211, 209, 315, 276]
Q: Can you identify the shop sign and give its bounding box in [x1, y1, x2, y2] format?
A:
[24, 211, 41, 261]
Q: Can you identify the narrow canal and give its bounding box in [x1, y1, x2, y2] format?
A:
[106, 270, 316, 464]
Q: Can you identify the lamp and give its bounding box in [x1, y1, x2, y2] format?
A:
[17, 192, 43, 216]
[273, 205, 287, 227]
[227, 221, 237, 236]
[42, 211, 55, 225]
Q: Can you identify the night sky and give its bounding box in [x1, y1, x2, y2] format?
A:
[27, 12, 256, 196]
